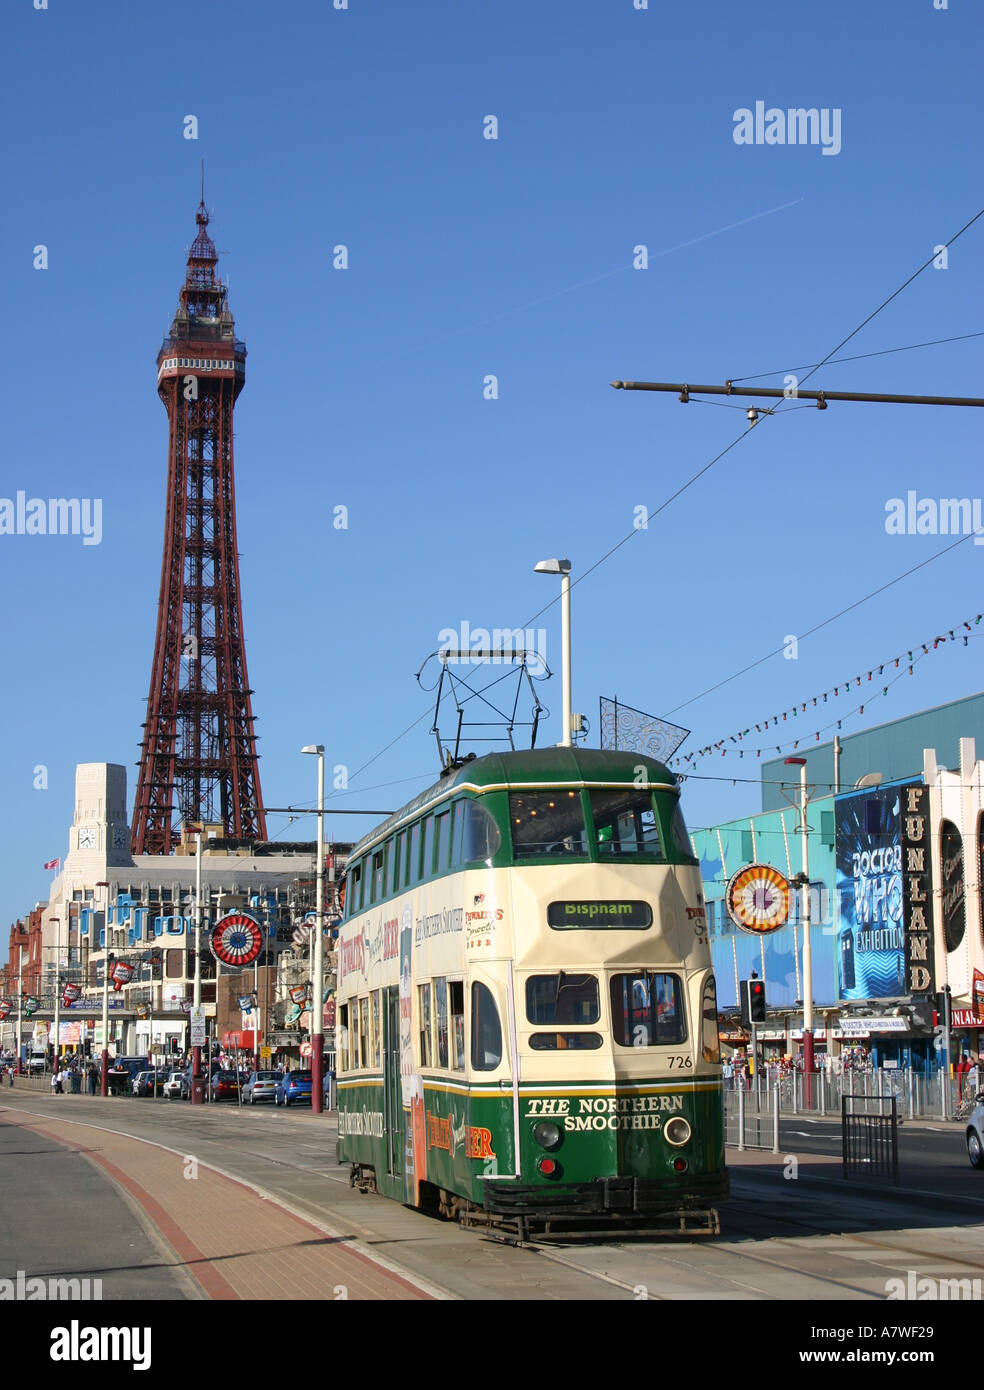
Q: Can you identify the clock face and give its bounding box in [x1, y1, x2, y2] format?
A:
[112, 825, 128, 850]
[78, 826, 97, 850]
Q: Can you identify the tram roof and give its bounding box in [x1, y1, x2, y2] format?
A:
[349, 747, 679, 859]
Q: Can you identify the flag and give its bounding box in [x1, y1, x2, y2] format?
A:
[44, 858, 60, 871]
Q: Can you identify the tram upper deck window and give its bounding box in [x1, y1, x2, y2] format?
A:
[526, 973, 600, 1025]
[371, 849, 385, 903]
[670, 802, 697, 860]
[471, 981, 502, 1071]
[459, 799, 501, 863]
[589, 788, 664, 858]
[610, 972, 687, 1047]
[510, 791, 587, 858]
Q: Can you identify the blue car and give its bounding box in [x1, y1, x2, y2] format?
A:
[275, 1070, 313, 1107]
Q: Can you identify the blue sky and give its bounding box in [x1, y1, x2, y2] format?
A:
[1, 0, 982, 922]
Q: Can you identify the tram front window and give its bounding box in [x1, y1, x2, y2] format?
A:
[610, 972, 687, 1047]
[589, 789, 664, 857]
[526, 973, 599, 1025]
[510, 791, 587, 858]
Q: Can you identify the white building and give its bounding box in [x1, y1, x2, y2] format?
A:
[30, 762, 329, 1060]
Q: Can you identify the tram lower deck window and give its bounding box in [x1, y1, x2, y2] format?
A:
[526, 973, 599, 1025]
[610, 972, 686, 1047]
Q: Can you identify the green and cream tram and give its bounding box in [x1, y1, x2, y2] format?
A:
[335, 748, 728, 1236]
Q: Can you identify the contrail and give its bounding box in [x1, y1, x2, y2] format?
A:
[385, 196, 804, 358]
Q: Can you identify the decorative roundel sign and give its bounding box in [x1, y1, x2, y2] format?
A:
[62, 983, 82, 1006]
[209, 913, 264, 968]
[289, 986, 309, 1005]
[725, 864, 791, 935]
[0, 999, 11, 1020]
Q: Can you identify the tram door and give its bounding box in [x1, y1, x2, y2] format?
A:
[383, 986, 402, 1178]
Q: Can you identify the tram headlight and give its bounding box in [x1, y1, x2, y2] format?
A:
[663, 1117, 692, 1148]
[533, 1121, 562, 1151]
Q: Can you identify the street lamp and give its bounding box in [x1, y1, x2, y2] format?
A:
[534, 558, 572, 748]
[50, 920, 61, 1074]
[784, 758, 814, 1090]
[301, 744, 326, 1114]
[95, 882, 110, 1095]
[191, 833, 204, 1105]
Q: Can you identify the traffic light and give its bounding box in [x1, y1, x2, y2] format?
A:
[740, 977, 767, 1026]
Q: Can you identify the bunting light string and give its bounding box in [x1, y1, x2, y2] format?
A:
[671, 609, 982, 771]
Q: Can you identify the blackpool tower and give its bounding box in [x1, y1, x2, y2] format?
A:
[131, 199, 267, 855]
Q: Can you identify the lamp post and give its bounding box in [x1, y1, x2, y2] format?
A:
[191, 833, 204, 1105]
[534, 558, 572, 747]
[96, 881, 110, 1096]
[16, 942, 25, 1074]
[51, 919, 61, 1074]
[302, 744, 325, 1114]
[785, 758, 814, 1095]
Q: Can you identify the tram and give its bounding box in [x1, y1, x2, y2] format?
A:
[334, 747, 728, 1237]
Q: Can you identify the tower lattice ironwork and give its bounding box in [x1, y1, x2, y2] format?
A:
[131, 200, 266, 855]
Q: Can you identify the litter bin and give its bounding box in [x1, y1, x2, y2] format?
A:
[191, 1078, 206, 1104]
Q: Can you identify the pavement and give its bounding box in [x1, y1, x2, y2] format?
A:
[0, 1101, 438, 1301]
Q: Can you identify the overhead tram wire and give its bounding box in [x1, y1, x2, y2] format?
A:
[729, 329, 984, 383]
[523, 205, 984, 635]
[665, 529, 976, 718]
[322, 207, 984, 794]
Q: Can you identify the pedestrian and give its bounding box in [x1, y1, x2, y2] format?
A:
[51, 1070, 60, 1094]
[87, 1062, 98, 1096]
[7, 1064, 13, 1088]
[956, 1053, 970, 1102]
[963, 1055, 979, 1099]
[722, 1056, 734, 1090]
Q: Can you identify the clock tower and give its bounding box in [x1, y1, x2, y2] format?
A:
[67, 763, 134, 869]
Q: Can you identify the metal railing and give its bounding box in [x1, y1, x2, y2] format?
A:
[725, 1066, 965, 1121]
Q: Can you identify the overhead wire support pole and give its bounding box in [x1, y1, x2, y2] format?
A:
[610, 381, 984, 408]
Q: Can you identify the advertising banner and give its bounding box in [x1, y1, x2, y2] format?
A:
[940, 819, 966, 953]
[835, 785, 907, 1001]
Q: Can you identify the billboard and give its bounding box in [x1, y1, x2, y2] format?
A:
[835, 784, 908, 1001]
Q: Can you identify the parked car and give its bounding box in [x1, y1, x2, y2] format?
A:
[242, 1070, 280, 1104]
[967, 1097, 984, 1169]
[132, 1071, 166, 1098]
[209, 1070, 244, 1102]
[163, 1071, 184, 1099]
[275, 1070, 313, 1106]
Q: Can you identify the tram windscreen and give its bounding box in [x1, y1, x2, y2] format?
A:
[526, 973, 600, 1025]
[610, 973, 687, 1047]
[589, 789, 664, 857]
[510, 791, 587, 857]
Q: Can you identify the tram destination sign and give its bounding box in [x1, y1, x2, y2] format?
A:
[547, 900, 652, 929]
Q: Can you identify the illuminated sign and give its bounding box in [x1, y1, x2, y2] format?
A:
[725, 866, 790, 935]
[547, 900, 652, 929]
